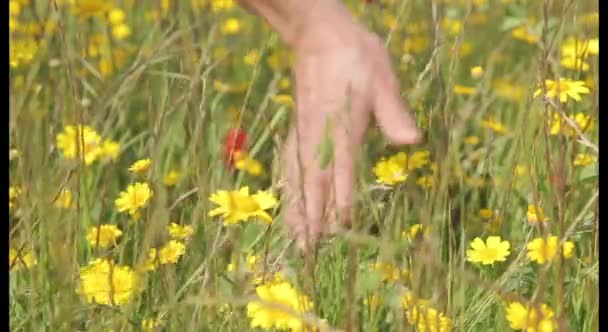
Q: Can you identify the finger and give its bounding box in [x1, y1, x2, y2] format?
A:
[371, 50, 421, 145]
[328, 96, 369, 233]
[283, 129, 327, 252]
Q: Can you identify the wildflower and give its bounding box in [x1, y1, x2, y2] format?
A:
[163, 170, 182, 186]
[9, 186, 22, 210]
[526, 205, 549, 225]
[10, 38, 39, 68]
[208, 186, 278, 225]
[168, 223, 194, 240]
[471, 66, 484, 79]
[129, 158, 152, 175]
[144, 240, 186, 270]
[454, 85, 477, 96]
[527, 236, 575, 264]
[505, 302, 557, 332]
[364, 294, 383, 311]
[54, 189, 73, 209]
[112, 23, 131, 40]
[72, 0, 112, 19]
[114, 182, 153, 218]
[9, 247, 37, 271]
[76, 258, 140, 306]
[416, 175, 435, 189]
[370, 262, 401, 282]
[561, 38, 599, 58]
[272, 94, 295, 107]
[223, 127, 248, 167]
[211, 0, 235, 12]
[100, 139, 120, 161]
[141, 319, 162, 332]
[511, 26, 537, 44]
[221, 18, 241, 35]
[403, 293, 452, 332]
[549, 112, 593, 137]
[234, 151, 264, 176]
[466, 236, 511, 265]
[560, 55, 590, 72]
[247, 280, 314, 330]
[534, 79, 590, 103]
[464, 136, 480, 145]
[573, 153, 597, 167]
[409, 151, 431, 170]
[108, 8, 126, 25]
[479, 208, 493, 219]
[86, 224, 123, 249]
[402, 224, 426, 241]
[56, 125, 102, 165]
[244, 49, 260, 65]
[481, 118, 507, 135]
[373, 152, 408, 185]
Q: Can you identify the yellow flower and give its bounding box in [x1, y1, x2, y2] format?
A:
[77, 258, 140, 306]
[573, 153, 597, 167]
[466, 236, 511, 265]
[549, 112, 593, 137]
[208, 187, 278, 225]
[478, 208, 493, 219]
[454, 85, 477, 96]
[272, 94, 295, 107]
[244, 49, 260, 65]
[560, 55, 590, 72]
[403, 293, 452, 332]
[108, 8, 126, 25]
[115, 182, 153, 217]
[464, 136, 480, 145]
[234, 151, 264, 176]
[471, 66, 484, 79]
[54, 189, 73, 209]
[211, 0, 235, 11]
[112, 23, 131, 40]
[511, 26, 537, 44]
[373, 153, 408, 186]
[279, 78, 291, 90]
[402, 224, 426, 241]
[9, 248, 37, 271]
[129, 158, 152, 175]
[141, 318, 162, 332]
[526, 204, 549, 225]
[505, 302, 557, 332]
[86, 224, 123, 249]
[416, 175, 435, 189]
[163, 170, 182, 186]
[403, 36, 431, 55]
[9, 1, 20, 16]
[247, 280, 314, 330]
[10, 38, 39, 68]
[72, 0, 111, 19]
[408, 151, 431, 170]
[534, 79, 590, 103]
[561, 38, 598, 58]
[481, 118, 507, 135]
[144, 240, 186, 270]
[168, 223, 194, 240]
[370, 262, 401, 282]
[100, 139, 120, 160]
[527, 236, 575, 264]
[56, 125, 102, 165]
[221, 18, 241, 35]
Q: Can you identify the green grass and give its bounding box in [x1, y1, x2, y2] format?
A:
[9, 0, 598, 331]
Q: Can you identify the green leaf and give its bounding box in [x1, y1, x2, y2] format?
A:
[500, 17, 525, 32]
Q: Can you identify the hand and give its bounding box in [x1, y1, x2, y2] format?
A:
[282, 1, 422, 251]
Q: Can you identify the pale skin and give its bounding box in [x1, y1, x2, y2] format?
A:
[237, 0, 421, 251]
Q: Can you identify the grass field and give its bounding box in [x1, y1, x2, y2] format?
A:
[9, 0, 599, 331]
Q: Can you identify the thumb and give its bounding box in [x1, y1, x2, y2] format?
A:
[371, 62, 421, 145]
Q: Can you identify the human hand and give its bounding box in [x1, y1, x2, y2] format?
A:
[281, 1, 422, 251]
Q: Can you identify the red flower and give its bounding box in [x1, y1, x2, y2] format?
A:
[222, 127, 247, 167]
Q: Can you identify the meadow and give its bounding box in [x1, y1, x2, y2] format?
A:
[9, 0, 599, 331]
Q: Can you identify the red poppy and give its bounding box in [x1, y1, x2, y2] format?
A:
[222, 127, 247, 167]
